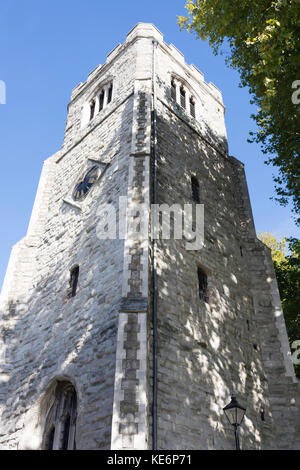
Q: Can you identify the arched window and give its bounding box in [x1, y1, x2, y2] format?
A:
[83, 81, 114, 127]
[191, 176, 200, 203]
[43, 381, 77, 450]
[171, 80, 176, 101]
[190, 97, 195, 118]
[198, 267, 208, 303]
[68, 266, 79, 298]
[90, 100, 96, 121]
[180, 86, 186, 109]
[171, 78, 196, 118]
[107, 83, 113, 104]
[99, 89, 105, 111]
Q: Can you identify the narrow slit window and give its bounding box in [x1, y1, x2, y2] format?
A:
[180, 86, 186, 108]
[69, 266, 79, 298]
[171, 80, 176, 101]
[107, 84, 113, 104]
[99, 90, 104, 111]
[190, 98, 195, 118]
[90, 100, 95, 120]
[191, 176, 200, 203]
[198, 268, 208, 303]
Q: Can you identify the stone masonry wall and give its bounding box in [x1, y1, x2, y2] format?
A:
[0, 35, 139, 449]
[154, 97, 276, 449]
[150, 39, 300, 446]
[111, 34, 153, 449]
[231, 157, 300, 449]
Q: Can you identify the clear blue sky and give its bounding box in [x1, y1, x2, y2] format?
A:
[0, 0, 299, 290]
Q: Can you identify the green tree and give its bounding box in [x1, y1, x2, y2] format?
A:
[258, 232, 300, 378]
[179, 0, 300, 224]
[257, 231, 287, 263]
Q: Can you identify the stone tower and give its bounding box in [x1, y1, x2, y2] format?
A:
[0, 23, 299, 450]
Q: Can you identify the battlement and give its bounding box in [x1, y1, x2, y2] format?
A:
[70, 23, 224, 106]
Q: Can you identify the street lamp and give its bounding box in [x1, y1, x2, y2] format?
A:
[223, 394, 246, 450]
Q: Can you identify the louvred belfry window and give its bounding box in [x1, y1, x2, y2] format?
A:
[180, 86, 186, 108]
[170, 77, 196, 119]
[171, 80, 176, 100]
[85, 81, 113, 125]
[90, 100, 96, 120]
[99, 90, 104, 111]
[107, 83, 113, 104]
[190, 98, 195, 118]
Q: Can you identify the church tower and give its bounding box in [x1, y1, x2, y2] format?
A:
[0, 23, 299, 450]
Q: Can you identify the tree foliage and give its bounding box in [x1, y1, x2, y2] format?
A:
[179, 0, 300, 224]
[258, 232, 300, 377]
[257, 231, 287, 262]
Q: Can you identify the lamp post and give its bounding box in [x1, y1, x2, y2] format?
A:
[223, 394, 246, 450]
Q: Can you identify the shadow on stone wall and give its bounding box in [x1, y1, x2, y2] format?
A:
[0, 95, 134, 450]
[151, 104, 276, 450]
